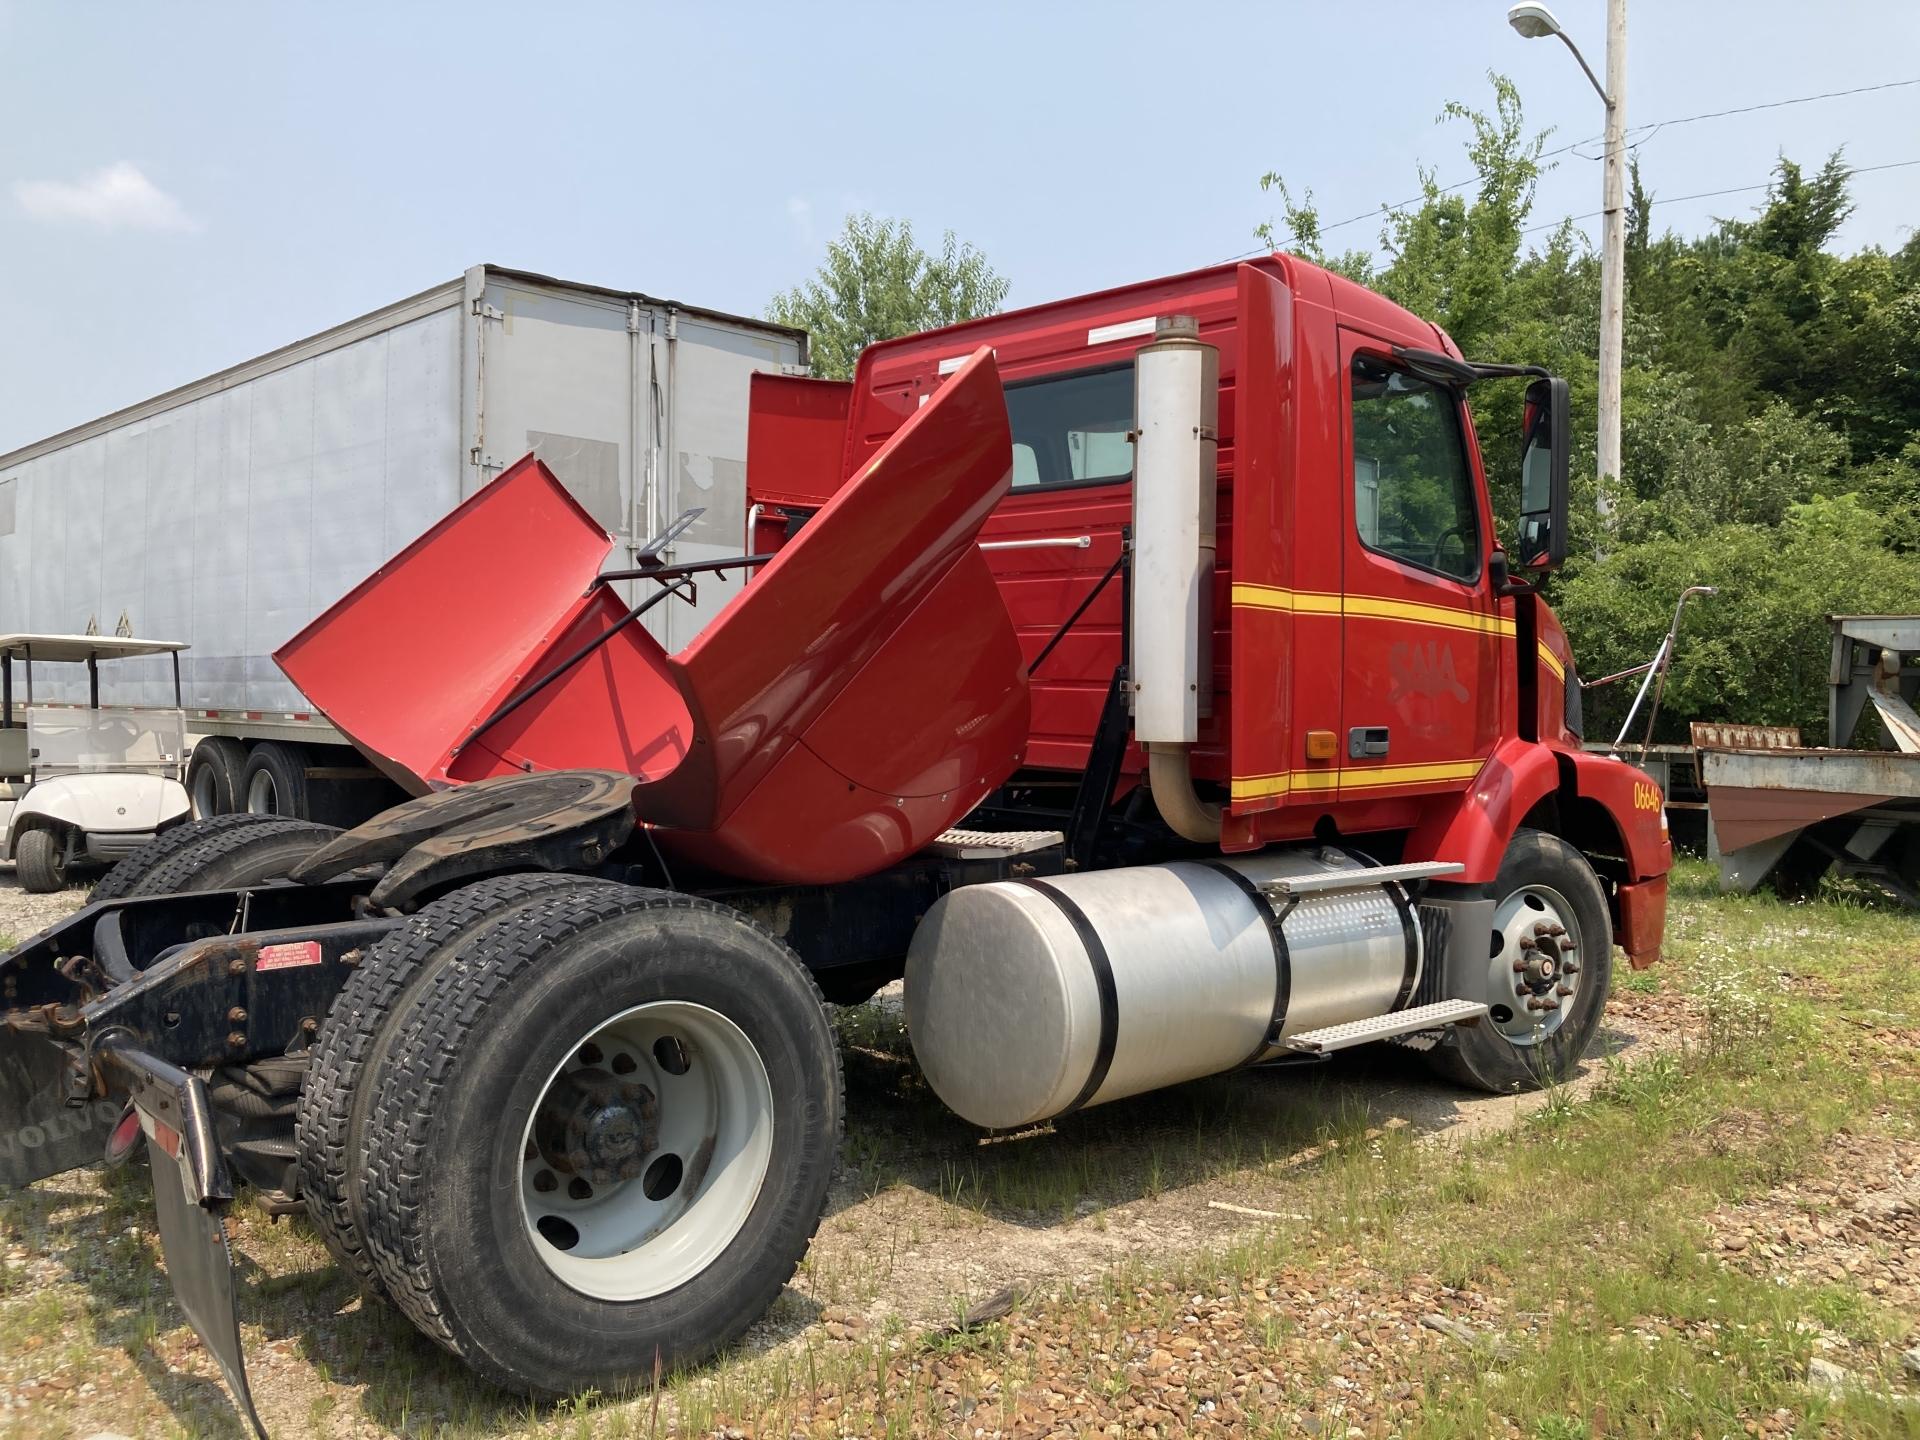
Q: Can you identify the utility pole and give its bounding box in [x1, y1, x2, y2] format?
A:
[1509, 0, 1627, 526]
[1596, 0, 1626, 520]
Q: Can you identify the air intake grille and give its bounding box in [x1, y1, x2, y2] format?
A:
[1413, 903, 1451, 1009]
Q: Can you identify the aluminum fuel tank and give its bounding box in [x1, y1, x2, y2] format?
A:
[904, 848, 1420, 1130]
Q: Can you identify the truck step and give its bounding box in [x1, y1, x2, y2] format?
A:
[1283, 998, 1489, 1054]
[1258, 860, 1464, 898]
[927, 828, 1066, 860]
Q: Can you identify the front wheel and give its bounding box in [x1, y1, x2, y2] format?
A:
[358, 886, 843, 1395]
[14, 827, 69, 893]
[1427, 828, 1614, 1093]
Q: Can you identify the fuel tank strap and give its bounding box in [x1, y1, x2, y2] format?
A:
[1203, 862, 1293, 1064]
[1382, 881, 1422, 1013]
[1018, 880, 1117, 1118]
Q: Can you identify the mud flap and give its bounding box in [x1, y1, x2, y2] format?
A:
[99, 1039, 265, 1440]
[0, 1032, 117, 1188]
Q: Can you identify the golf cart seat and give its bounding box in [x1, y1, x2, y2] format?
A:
[0, 726, 26, 782]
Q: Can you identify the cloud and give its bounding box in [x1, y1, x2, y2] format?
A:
[13, 162, 200, 233]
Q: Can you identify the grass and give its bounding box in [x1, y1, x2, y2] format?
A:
[2, 856, 1917, 1436]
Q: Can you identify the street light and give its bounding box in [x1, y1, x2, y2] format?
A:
[1508, 0, 1627, 526]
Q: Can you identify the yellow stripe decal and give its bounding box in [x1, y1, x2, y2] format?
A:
[1537, 641, 1566, 682]
[1229, 757, 1485, 801]
[1231, 583, 1515, 637]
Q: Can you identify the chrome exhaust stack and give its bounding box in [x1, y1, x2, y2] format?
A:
[1130, 315, 1221, 841]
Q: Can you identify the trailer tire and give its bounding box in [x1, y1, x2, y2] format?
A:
[296, 871, 625, 1300]
[242, 742, 310, 820]
[89, 813, 310, 904]
[1427, 828, 1613, 1094]
[126, 818, 340, 898]
[357, 886, 843, 1395]
[187, 737, 248, 818]
[14, 827, 70, 893]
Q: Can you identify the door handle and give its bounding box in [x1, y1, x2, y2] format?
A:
[1348, 726, 1389, 759]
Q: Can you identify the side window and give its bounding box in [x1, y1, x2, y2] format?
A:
[1350, 356, 1480, 581]
[1002, 364, 1134, 489]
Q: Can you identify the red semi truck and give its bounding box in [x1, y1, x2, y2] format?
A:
[0, 254, 1667, 1435]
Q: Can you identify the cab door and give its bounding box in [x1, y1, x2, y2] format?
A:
[1337, 330, 1504, 801]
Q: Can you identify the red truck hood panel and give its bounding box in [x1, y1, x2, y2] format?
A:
[276, 347, 1027, 884]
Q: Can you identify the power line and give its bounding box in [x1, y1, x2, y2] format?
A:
[1519, 156, 1920, 235]
[1231, 75, 1920, 262]
[1553, 76, 1920, 163]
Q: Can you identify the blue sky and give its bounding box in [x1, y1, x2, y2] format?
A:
[2, 1, 1916, 454]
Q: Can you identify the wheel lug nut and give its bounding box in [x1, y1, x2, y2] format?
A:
[1518, 936, 1537, 951]
[1556, 983, 1574, 996]
[1561, 961, 1580, 974]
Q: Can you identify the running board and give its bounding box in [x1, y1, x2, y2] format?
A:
[1283, 998, 1489, 1054]
[927, 828, 1065, 860]
[1258, 860, 1464, 899]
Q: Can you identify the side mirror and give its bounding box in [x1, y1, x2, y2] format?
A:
[1516, 376, 1569, 570]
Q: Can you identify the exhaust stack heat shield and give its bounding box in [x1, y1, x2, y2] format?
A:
[277, 348, 1028, 884]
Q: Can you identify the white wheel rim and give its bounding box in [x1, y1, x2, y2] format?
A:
[190, 766, 219, 818]
[1483, 882, 1584, 1045]
[517, 1001, 773, 1302]
[245, 770, 277, 814]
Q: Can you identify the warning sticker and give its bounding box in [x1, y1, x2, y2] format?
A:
[255, 941, 324, 972]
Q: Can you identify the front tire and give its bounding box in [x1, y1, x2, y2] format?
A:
[14, 827, 69, 893]
[358, 886, 843, 1395]
[1427, 828, 1614, 1093]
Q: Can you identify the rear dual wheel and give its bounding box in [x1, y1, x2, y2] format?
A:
[300, 882, 842, 1395]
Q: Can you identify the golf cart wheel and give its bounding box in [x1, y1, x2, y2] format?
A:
[242, 742, 310, 819]
[125, 817, 341, 898]
[1427, 828, 1614, 1093]
[358, 886, 843, 1395]
[14, 827, 69, 893]
[89, 813, 314, 904]
[296, 871, 625, 1300]
[187, 736, 248, 818]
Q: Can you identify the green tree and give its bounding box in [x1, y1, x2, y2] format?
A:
[768, 213, 1011, 380]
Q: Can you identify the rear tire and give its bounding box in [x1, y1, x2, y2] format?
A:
[14, 827, 69, 893]
[90, 813, 310, 904]
[187, 737, 248, 818]
[242, 742, 310, 819]
[1427, 828, 1614, 1093]
[358, 887, 843, 1395]
[295, 872, 625, 1300]
[126, 818, 340, 897]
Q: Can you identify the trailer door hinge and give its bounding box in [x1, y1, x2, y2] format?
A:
[472, 300, 504, 321]
[779, 362, 812, 378]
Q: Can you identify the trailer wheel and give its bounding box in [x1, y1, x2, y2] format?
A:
[296, 871, 624, 1300]
[242, 742, 310, 819]
[1427, 828, 1614, 1093]
[125, 817, 340, 898]
[89, 813, 311, 904]
[14, 827, 70, 893]
[187, 737, 248, 818]
[358, 887, 842, 1395]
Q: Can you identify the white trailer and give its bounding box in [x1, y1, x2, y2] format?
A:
[0, 266, 806, 824]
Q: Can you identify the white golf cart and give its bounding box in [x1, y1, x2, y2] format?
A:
[0, 635, 191, 893]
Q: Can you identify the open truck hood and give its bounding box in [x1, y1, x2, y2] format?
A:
[276, 347, 1028, 885]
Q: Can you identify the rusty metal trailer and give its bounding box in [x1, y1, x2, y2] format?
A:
[1700, 616, 1920, 901]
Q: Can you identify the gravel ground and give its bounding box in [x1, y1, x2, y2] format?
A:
[0, 862, 88, 940]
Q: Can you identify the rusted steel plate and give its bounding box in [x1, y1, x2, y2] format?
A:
[1704, 779, 1890, 852]
[1691, 721, 1802, 750]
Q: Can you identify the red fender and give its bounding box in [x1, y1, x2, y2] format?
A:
[1402, 739, 1672, 966]
[1401, 738, 1561, 884]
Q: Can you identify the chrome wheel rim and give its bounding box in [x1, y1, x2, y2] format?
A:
[1483, 882, 1583, 1045]
[244, 769, 278, 814]
[517, 1001, 773, 1301]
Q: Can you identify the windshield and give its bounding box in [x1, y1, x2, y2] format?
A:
[26, 706, 186, 777]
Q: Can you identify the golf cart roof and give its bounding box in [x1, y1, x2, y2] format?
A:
[0, 634, 189, 663]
